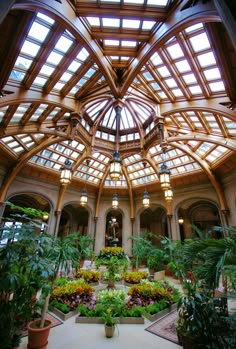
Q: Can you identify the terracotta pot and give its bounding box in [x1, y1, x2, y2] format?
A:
[27, 319, 52, 349]
[104, 325, 115, 338]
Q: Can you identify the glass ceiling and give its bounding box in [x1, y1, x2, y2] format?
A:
[0, 1, 235, 191]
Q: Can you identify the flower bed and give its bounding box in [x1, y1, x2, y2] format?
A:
[75, 269, 100, 284]
[123, 271, 148, 284]
[50, 279, 94, 317]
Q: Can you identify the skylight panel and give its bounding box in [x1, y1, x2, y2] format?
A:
[143, 71, 153, 80]
[15, 56, 32, 70]
[209, 81, 225, 92]
[147, 0, 168, 5]
[77, 48, 89, 61]
[28, 22, 50, 42]
[60, 72, 72, 82]
[104, 40, 119, 46]
[150, 53, 162, 66]
[183, 73, 197, 84]
[68, 61, 81, 72]
[21, 40, 40, 57]
[142, 21, 156, 30]
[124, 0, 144, 3]
[53, 82, 65, 90]
[55, 35, 73, 53]
[33, 76, 47, 86]
[39, 65, 55, 76]
[121, 41, 136, 47]
[167, 44, 184, 59]
[158, 91, 167, 99]
[86, 17, 100, 26]
[37, 12, 55, 24]
[190, 33, 210, 52]
[172, 89, 183, 97]
[46, 51, 63, 65]
[122, 19, 140, 29]
[165, 78, 177, 88]
[10, 70, 25, 81]
[157, 66, 170, 77]
[185, 23, 203, 33]
[175, 60, 191, 73]
[189, 85, 202, 94]
[203, 68, 221, 80]
[102, 18, 120, 27]
[85, 68, 96, 78]
[197, 52, 216, 67]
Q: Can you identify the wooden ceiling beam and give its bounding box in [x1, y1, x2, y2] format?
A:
[74, 4, 167, 21]
[92, 31, 150, 42]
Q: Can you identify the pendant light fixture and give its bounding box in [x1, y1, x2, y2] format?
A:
[158, 122, 171, 191]
[60, 158, 72, 185]
[112, 193, 119, 209]
[109, 150, 122, 181]
[110, 103, 122, 208]
[80, 160, 90, 206]
[164, 187, 173, 201]
[142, 161, 150, 208]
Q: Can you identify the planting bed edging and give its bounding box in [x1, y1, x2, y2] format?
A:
[146, 303, 178, 322]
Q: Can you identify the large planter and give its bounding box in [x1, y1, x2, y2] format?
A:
[27, 319, 52, 349]
[75, 315, 144, 324]
[104, 325, 115, 338]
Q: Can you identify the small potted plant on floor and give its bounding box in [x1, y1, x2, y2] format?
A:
[101, 307, 119, 338]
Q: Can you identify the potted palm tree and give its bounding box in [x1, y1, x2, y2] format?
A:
[177, 226, 236, 348]
[27, 232, 80, 349]
[0, 203, 53, 349]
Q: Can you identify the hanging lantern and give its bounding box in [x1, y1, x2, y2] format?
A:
[109, 150, 122, 180]
[178, 217, 184, 224]
[60, 159, 72, 185]
[143, 190, 150, 208]
[159, 163, 171, 189]
[164, 187, 173, 201]
[112, 193, 119, 209]
[80, 188, 88, 206]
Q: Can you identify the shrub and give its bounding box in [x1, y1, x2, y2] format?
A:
[123, 271, 148, 284]
[51, 280, 94, 310]
[76, 270, 100, 283]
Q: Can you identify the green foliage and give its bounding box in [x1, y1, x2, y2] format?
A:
[95, 248, 128, 281]
[0, 208, 53, 349]
[49, 300, 71, 314]
[55, 277, 70, 287]
[128, 232, 154, 268]
[145, 299, 167, 315]
[76, 269, 100, 283]
[123, 271, 148, 284]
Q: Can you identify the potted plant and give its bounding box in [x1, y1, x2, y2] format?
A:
[0, 203, 53, 349]
[101, 307, 119, 338]
[27, 232, 81, 349]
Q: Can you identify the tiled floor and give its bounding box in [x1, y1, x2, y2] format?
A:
[19, 276, 183, 349]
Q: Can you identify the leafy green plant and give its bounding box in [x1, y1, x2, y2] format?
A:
[123, 271, 148, 284]
[128, 232, 154, 268]
[76, 269, 100, 283]
[0, 204, 53, 349]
